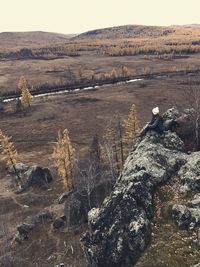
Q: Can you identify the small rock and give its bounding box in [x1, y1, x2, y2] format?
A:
[53, 216, 66, 229]
[17, 223, 35, 235]
[8, 163, 29, 174]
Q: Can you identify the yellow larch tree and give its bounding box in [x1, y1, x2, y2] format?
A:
[18, 76, 33, 108]
[0, 130, 21, 185]
[52, 129, 75, 190]
[110, 68, 118, 80]
[121, 66, 130, 78]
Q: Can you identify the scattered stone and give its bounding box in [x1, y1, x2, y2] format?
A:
[34, 211, 53, 223]
[53, 216, 66, 229]
[14, 210, 54, 244]
[17, 223, 35, 235]
[14, 223, 35, 244]
[172, 204, 191, 230]
[8, 162, 29, 174]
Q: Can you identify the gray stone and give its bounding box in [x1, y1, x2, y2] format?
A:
[17, 223, 35, 235]
[23, 166, 53, 189]
[172, 204, 191, 230]
[81, 130, 187, 267]
[178, 152, 200, 194]
[63, 181, 111, 226]
[8, 162, 29, 174]
[172, 198, 200, 230]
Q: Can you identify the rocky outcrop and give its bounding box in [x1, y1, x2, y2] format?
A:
[81, 130, 187, 267]
[178, 152, 200, 194]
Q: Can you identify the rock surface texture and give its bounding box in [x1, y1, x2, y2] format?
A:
[81, 129, 187, 267]
[81, 108, 200, 267]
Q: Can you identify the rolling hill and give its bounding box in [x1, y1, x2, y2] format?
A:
[0, 31, 76, 49]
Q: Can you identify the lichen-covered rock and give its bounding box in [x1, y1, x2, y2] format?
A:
[172, 195, 200, 230]
[178, 152, 200, 194]
[81, 130, 187, 267]
[171, 204, 191, 230]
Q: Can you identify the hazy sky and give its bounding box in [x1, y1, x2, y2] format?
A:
[1, 0, 200, 34]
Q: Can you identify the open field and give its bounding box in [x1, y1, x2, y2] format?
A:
[0, 72, 196, 167]
[1, 53, 200, 95]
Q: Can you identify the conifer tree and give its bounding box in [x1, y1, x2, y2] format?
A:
[123, 104, 140, 151]
[110, 68, 118, 80]
[0, 130, 21, 184]
[77, 67, 83, 81]
[18, 76, 33, 108]
[121, 66, 130, 78]
[52, 129, 75, 190]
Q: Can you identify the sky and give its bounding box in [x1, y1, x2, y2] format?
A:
[1, 0, 200, 34]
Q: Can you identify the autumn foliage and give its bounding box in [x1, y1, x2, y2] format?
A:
[52, 129, 75, 190]
[0, 130, 21, 184]
[18, 76, 33, 108]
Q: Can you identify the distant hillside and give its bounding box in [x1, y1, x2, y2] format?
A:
[74, 25, 176, 39]
[0, 31, 76, 48]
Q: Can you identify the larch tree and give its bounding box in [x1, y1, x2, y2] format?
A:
[77, 67, 83, 82]
[121, 66, 130, 78]
[0, 130, 21, 185]
[110, 68, 118, 80]
[18, 76, 33, 108]
[123, 104, 140, 153]
[52, 129, 75, 190]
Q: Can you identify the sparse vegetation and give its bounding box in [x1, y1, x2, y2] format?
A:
[0, 130, 21, 185]
[52, 129, 75, 190]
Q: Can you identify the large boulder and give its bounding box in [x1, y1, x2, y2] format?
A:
[81, 130, 187, 267]
[178, 152, 200, 194]
[23, 166, 53, 189]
